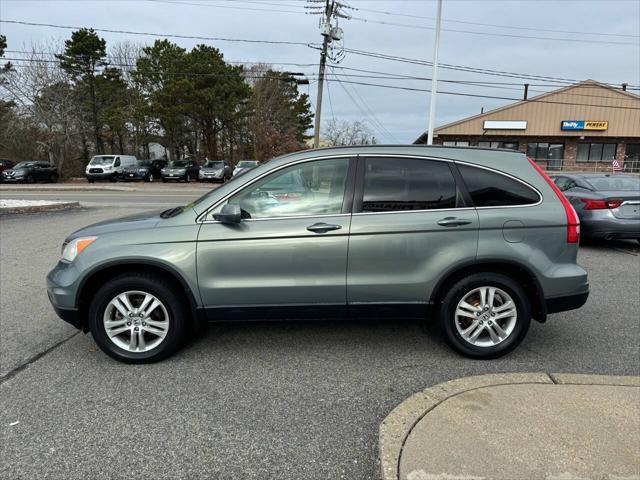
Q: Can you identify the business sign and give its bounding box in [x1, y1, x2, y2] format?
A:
[561, 120, 608, 131]
[483, 120, 527, 130]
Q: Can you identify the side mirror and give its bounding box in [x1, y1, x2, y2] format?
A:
[213, 204, 242, 224]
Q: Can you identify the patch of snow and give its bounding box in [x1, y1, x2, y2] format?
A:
[0, 199, 69, 208]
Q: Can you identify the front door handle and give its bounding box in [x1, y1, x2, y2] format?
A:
[437, 217, 472, 227]
[307, 222, 342, 233]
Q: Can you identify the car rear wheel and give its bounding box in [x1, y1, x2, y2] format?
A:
[88, 273, 189, 363]
[439, 273, 530, 359]
[185, 173, 191, 183]
[26, 174, 35, 184]
[50, 173, 59, 183]
[147, 173, 154, 183]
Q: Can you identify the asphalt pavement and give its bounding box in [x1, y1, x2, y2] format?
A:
[0, 182, 214, 208]
[0, 201, 639, 479]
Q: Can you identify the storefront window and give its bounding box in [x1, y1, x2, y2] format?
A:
[527, 142, 564, 160]
[624, 144, 640, 173]
[442, 141, 469, 147]
[478, 141, 519, 150]
[576, 143, 617, 162]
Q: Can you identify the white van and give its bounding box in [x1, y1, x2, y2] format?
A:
[85, 155, 137, 182]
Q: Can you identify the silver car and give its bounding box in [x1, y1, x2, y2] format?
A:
[552, 173, 640, 243]
[47, 146, 589, 363]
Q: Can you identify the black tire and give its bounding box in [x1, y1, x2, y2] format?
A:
[26, 174, 35, 184]
[439, 272, 531, 359]
[88, 179, 95, 183]
[185, 173, 191, 183]
[162, 178, 168, 183]
[88, 273, 190, 363]
[50, 173, 59, 183]
[109, 174, 118, 183]
[147, 173, 154, 183]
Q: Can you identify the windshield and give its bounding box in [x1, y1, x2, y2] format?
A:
[585, 176, 640, 191]
[169, 161, 189, 168]
[138, 160, 153, 167]
[89, 156, 115, 165]
[13, 161, 34, 169]
[204, 161, 224, 168]
[237, 161, 258, 168]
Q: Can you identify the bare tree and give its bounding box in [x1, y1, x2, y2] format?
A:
[324, 118, 377, 146]
[1, 42, 81, 173]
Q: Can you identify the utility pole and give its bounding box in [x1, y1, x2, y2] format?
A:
[313, 1, 331, 148]
[309, 0, 350, 148]
[426, 0, 443, 146]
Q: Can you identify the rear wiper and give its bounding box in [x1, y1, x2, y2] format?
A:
[160, 206, 184, 219]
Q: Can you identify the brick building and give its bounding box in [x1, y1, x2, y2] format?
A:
[415, 80, 640, 172]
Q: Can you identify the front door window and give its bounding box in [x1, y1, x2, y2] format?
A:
[228, 158, 349, 218]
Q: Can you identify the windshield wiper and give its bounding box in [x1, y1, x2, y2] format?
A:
[160, 206, 184, 219]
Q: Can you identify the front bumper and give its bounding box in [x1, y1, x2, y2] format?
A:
[47, 261, 84, 330]
[200, 172, 224, 181]
[1, 176, 26, 183]
[85, 172, 115, 180]
[121, 171, 147, 181]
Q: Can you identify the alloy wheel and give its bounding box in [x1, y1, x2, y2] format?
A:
[454, 286, 517, 347]
[103, 290, 170, 353]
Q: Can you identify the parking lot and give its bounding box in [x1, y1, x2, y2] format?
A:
[1, 187, 639, 479]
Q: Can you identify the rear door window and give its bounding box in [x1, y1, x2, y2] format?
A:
[458, 164, 540, 207]
[359, 158, 459, 212]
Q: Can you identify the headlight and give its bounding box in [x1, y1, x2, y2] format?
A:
[14, 171, 25, 176]
[61, 236, 97, 262]
[103, 166, 112, 171]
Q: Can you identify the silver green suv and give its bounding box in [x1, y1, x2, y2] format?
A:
[47, 146, 589, 363]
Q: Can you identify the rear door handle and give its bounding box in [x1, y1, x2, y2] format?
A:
[307, 222, 342, 233]
[437, 217, 472, 227]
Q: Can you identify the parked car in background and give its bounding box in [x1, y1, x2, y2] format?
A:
[233, 160, 259, 177]
[552, 173, 640, 243]
[161, 160, 200, 183]
[47, 145, 589, 363]
[2, 161, 58, 183]
[0, 159, 15, 174]
[86, 155, 137, 183]
[199, 160, 232, 183]
[121, 159, 167, 182]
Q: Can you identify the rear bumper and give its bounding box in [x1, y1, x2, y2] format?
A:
[545, 290, 589, 315]
[580, 211, 640, 239]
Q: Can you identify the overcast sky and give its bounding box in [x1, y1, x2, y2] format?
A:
[1, 0, 639, 143]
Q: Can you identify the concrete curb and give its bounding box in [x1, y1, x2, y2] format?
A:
[378, 372, 640, 480]
[0, 201, 81, 214]
[0, 184, 135, 192]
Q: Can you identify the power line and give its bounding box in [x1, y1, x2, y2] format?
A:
[349, 5, 639, 39]
[348, 15, 639, 46]
[324, 78, 640, 111]
[329, 67, 399, 142]
[146, 0, 640, 43]
[4, 19, 637, 88]
[0, 19, 313, 46]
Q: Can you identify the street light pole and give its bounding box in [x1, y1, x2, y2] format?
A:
[426, 0, 443, 146]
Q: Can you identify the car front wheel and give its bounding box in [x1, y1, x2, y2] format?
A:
[147, 173, 154, 183]
[184, 173, 191, 183]
[88, 273, 189, 363]
[439, 273, 530, 359]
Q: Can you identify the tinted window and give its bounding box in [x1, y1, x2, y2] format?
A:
[458, 164, 539, 207]
[361, 158, 457, 212]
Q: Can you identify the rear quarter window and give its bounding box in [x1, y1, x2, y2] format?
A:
[458, 164, 540, 207]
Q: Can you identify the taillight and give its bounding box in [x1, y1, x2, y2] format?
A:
[581, 199, 623, 210]
[527, 158, 580, 243]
